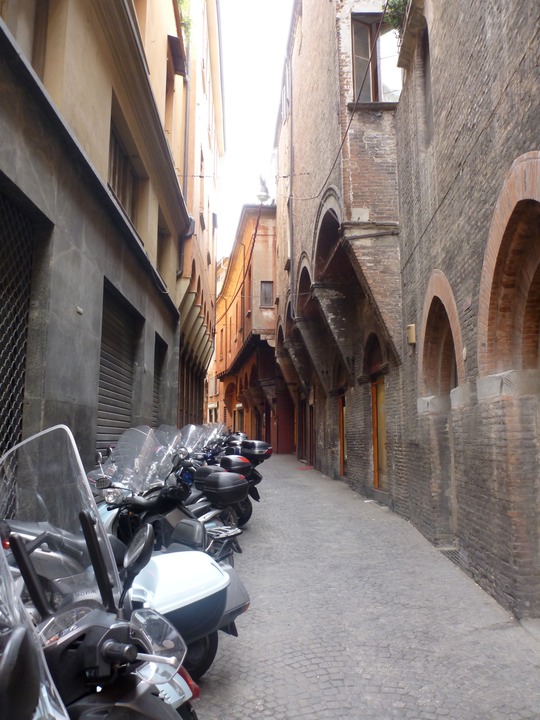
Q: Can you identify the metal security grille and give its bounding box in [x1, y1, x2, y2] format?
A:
[96, 290, 138, 452]
[0, 193, 34, 458]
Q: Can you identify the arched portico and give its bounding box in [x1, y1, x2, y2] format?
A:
[474, 152, 540, 617]
[416, 269, 463, 547]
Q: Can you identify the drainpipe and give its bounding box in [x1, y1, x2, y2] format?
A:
[176, 41, 194, 279]
[288, 58, 295, 321]
[182, 51, 191, 200]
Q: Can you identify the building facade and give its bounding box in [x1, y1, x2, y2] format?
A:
[175, 0, 224, 427]
[275, 0, 402, 485]
[214, 204, 295, 450]
[274, 0, 540, 617]
[0, 0, 223, 467]
[395, 0, 540, 617]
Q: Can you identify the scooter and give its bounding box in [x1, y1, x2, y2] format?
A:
[0, 425, 200, 719]
[89, 427, 251, 679]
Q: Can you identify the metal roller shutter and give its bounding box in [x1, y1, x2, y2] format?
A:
[152, 335, 167, 428]
[96, 292, 137, 452]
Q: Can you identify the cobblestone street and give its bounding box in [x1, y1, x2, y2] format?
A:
[195, 454, 540, 719]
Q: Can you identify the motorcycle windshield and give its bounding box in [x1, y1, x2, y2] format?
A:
[155, 424, 188, 465]
[179, 424, 210, 453]
[201, 422, 224, 447]
[0, 547, 69, 719]
[104, 426, 168, 494]
[0, 425, 121, 614]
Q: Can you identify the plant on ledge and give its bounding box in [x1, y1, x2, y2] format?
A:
[385, 0, 408, 39]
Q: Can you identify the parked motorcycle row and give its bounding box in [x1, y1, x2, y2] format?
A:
[0, 422, 272, 719]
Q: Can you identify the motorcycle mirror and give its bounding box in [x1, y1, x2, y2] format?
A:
[119, 524, 155, 609]
[124, 524, 155, 572]
[0, 626, 41, 720]
[94, 476, 112, 490]
[127, 523, 154, 571]
[95, 450, 103, 464]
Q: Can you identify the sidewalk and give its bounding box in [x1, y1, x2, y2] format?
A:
[196, 454, 540, 719]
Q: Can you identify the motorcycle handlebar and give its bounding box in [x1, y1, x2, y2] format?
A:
[101, 640, 139, 664]
[122, 494, 160, 511]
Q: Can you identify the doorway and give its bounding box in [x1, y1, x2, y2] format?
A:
[371, 376, 387, 490]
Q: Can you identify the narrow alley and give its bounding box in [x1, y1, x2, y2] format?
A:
[196, 454, 540, 720]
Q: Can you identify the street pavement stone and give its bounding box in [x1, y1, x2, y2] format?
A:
[195, 455, 540, 719]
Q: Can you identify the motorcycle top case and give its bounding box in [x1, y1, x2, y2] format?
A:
[240, 439, 272, 463]
[219, 454, 253, 475]
[202, 470, 248, 507]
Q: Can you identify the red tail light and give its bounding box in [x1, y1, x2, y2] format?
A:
[178, 666, 200, 700]
[1, 539, 10, 550]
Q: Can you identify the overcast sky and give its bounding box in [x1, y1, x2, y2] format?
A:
[217, 0, 294, 258]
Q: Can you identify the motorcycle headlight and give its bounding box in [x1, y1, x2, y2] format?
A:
[103, 487, 127, 504]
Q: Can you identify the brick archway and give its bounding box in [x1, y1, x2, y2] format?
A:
[478, 152, 540, 376]
[419, 269, 464, 396]
[296, 262, 313, 317]
[313, 189, 342, 282]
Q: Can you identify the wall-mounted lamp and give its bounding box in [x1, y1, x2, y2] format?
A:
[406, 324, 416, 345]
[257, 176, 270, 204]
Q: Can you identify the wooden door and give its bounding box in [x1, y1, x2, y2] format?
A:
[371, 376, 387, 490]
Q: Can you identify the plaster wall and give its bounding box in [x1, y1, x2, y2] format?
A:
[0, 36, 179, 468]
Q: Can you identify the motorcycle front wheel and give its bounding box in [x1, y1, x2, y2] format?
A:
[184, 631, 219, 680]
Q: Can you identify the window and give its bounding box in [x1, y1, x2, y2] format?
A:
[260, 281, 274, 308]
[108, 126, 138, 222]
[157, 227, 171, 287]
[352, 15, 402, 103]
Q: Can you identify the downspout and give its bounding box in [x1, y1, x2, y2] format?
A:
[176, 49, 195, 277]
[288, 60, 295, 321]
[182, 47, 191, 200]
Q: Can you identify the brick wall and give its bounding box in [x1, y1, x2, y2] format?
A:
[396, 0, 540, 616]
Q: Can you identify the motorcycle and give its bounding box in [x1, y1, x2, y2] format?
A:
[156, 424, 256, 527]
[166, 424, 273, 527]
[89, 426, 251, 679]
[0, 424, 200, 719]
[90, 426, 246, 563]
